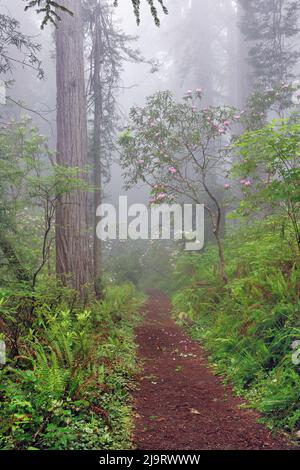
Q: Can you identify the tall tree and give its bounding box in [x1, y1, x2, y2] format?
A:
[84, 0, 143, 297]
[89, 1, 103, 298]
[238, 0, 300, 89]
[55, 0, 92, 293]
[226, 1, 250, 108]
[166, 0, 215, 104]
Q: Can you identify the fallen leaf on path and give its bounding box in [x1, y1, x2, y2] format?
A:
[190, 408, 201, 415]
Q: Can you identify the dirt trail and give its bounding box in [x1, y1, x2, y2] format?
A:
[133, 291, 292, 450]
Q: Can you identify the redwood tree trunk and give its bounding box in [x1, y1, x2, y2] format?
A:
[92, 10, 103, 298]
[56, 0, 92, 293]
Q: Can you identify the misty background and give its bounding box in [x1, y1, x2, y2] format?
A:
[0, 0, 260, 206]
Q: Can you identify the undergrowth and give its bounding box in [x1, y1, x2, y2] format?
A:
[0, 282, 144, 450]
[173, 219, 300, 433]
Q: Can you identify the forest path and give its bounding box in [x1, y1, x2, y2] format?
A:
[133, 291, 291, 450]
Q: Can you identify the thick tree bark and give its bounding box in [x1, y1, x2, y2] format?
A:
[55, 0, 92, 293]
[92, 10, 103, 299]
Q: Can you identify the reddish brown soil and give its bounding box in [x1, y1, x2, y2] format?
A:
[133, 292, 294, 450]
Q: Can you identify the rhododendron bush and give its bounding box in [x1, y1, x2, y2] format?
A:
[119, 90, 239, 200]
[119, 90, 241, 281]
[233, 118, 300, 250]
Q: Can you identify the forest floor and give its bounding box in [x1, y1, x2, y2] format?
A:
[133, 291, 294, 450]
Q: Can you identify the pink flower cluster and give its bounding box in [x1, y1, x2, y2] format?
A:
[150, 192, 167, 204]
[185, 88, 203, 98]
[203, 114, 233, 136]
[215, 122, 228, 135]
[168, 167, 177, 175]
[240, 179, 252, 187]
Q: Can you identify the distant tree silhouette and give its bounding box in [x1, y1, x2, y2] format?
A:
[238, 0, 300, 89]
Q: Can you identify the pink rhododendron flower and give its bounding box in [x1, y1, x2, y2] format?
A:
[223, 120, 231, 126]
[168, 167, 177, 174]
[224, 184, 231, 190]
[157, 193, 167, 200]
[244, 180, 252, 187]
[234, 115, 241, 120]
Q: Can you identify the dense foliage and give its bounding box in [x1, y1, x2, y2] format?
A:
[0, 282, 143, 449]
[172, 115, 300, 432]
[173, 220, 300, 431]
[1, 0, 300, 450]
[0, 119, 144, 449]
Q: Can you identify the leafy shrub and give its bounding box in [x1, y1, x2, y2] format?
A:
[173, 219, 300, 431]
[0, 282, 144, 449]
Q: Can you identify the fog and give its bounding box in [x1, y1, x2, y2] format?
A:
[1, 1, 300, 451]
[0, 0, 249, 205]
[1, 0, 299, 287]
